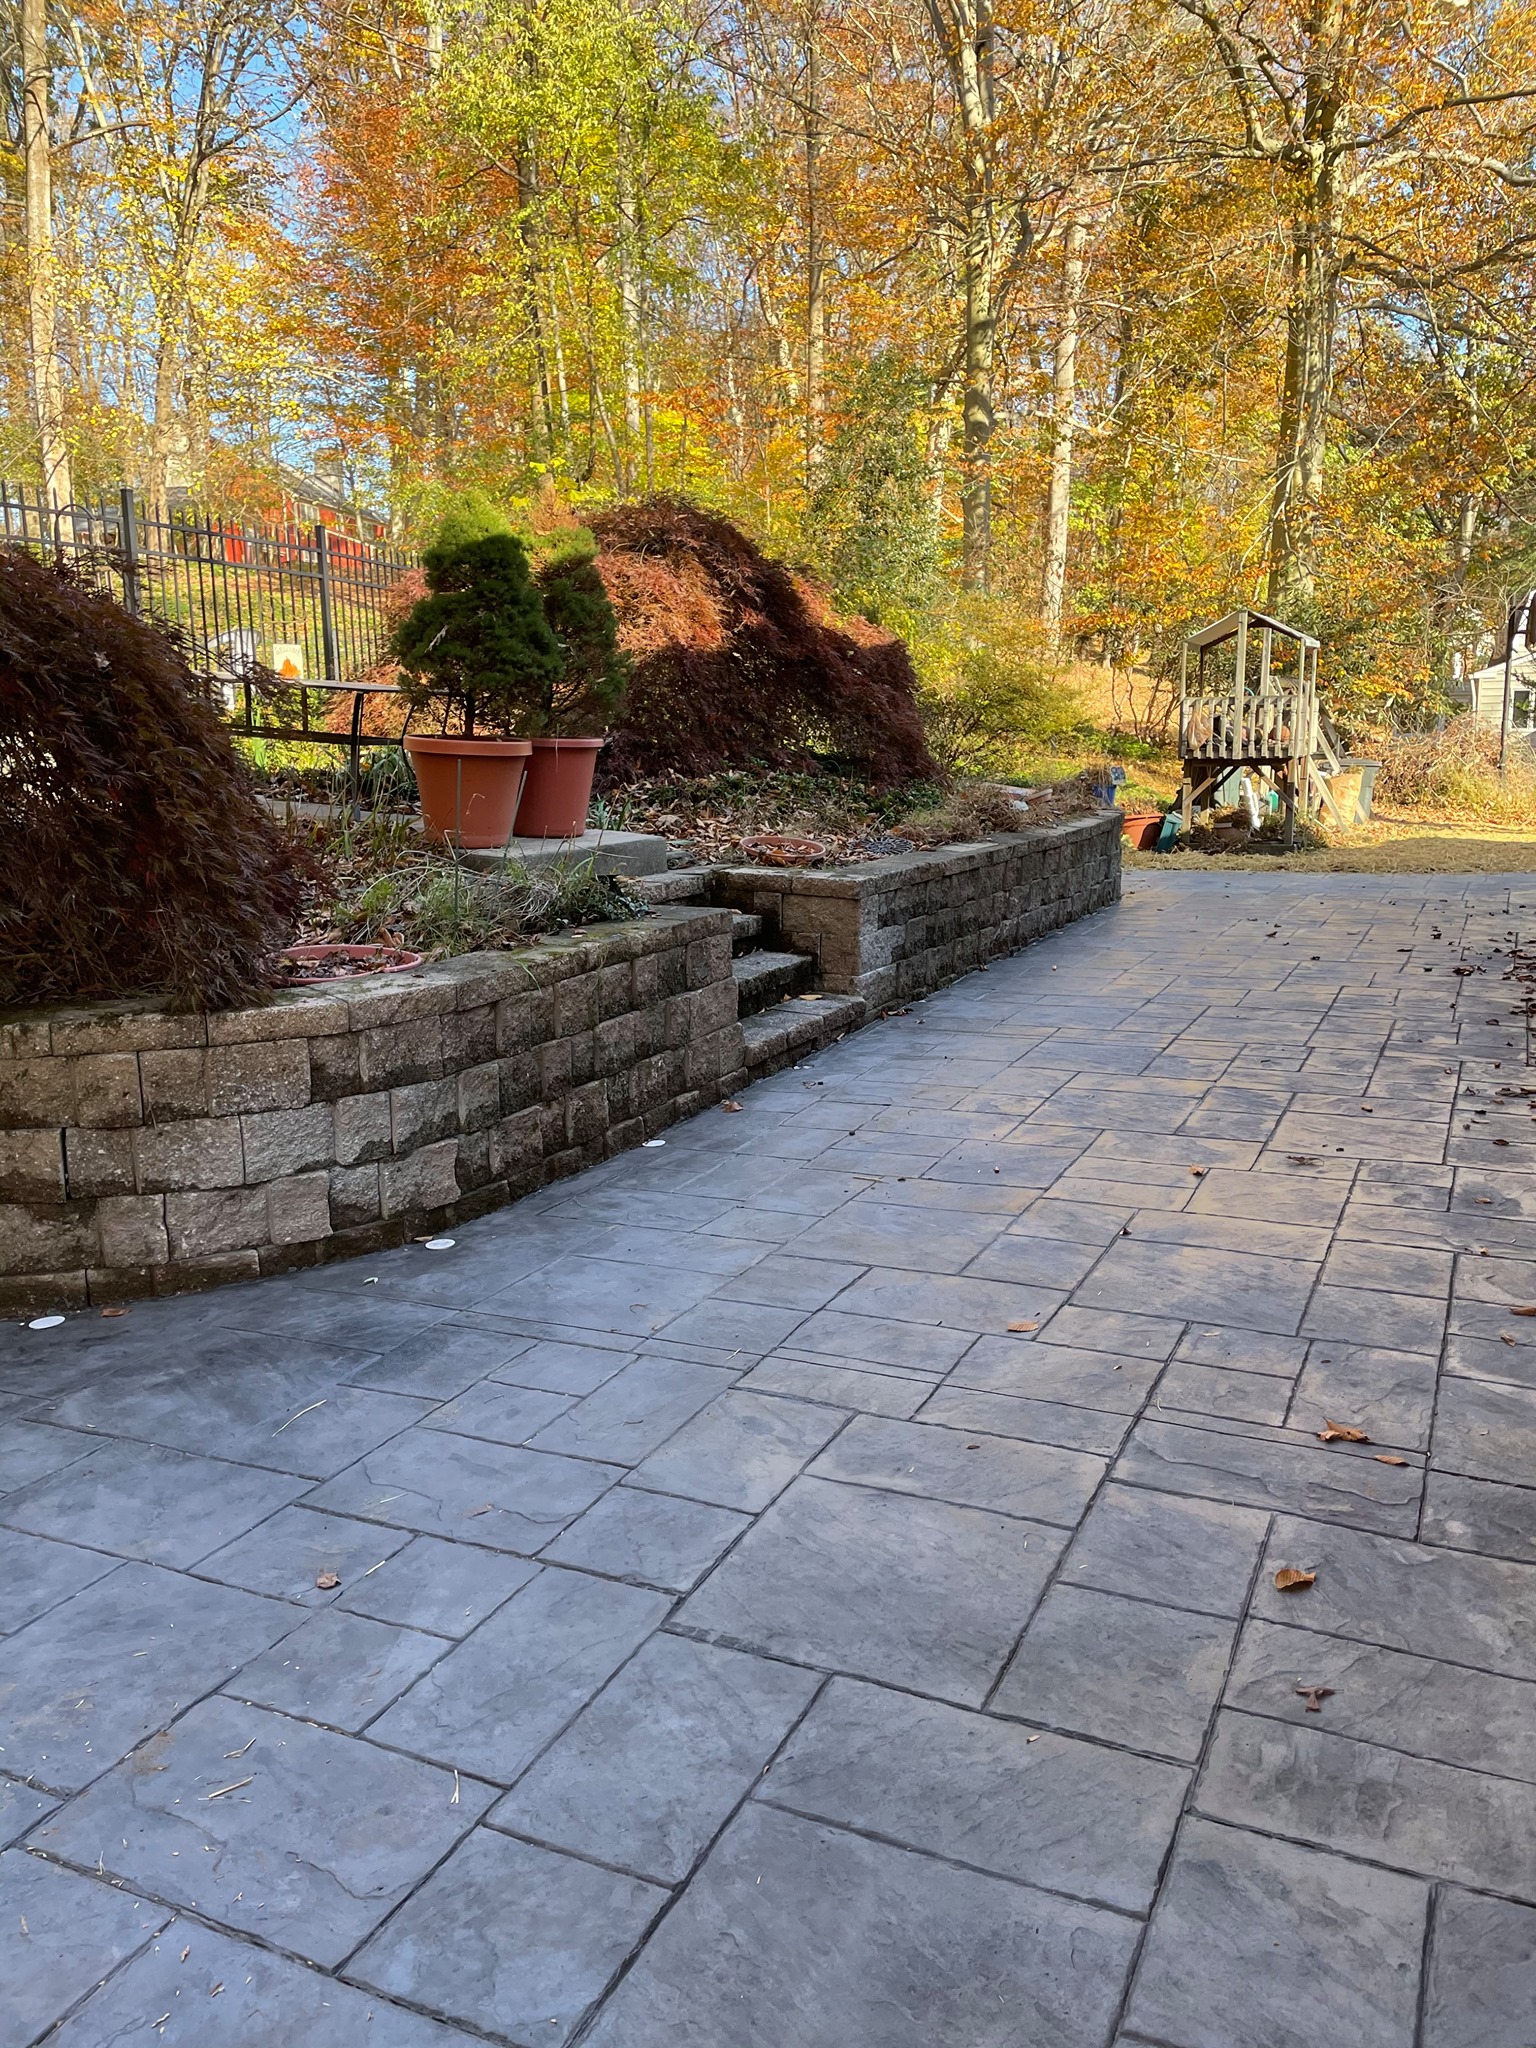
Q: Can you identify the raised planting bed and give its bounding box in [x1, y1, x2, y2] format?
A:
[0, 815, 1120, 1310]
[0, 907, 742, 1312]
[699, 812, 1122, 1013]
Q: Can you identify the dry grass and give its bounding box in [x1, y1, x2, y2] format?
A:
[1127, 815, 1536, 875]
[1373, 718, 1536, 825]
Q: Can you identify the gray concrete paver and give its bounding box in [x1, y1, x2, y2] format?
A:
[579, 1801, 1140, 2048]
[493, 1632, 819, 1883]
[0, 1848, 167, 2048]
[48, 1922, 488, 2046]
[1125, 1816, 1426, 2048]
[31, 1694, 493, 1964]
[346, 1828, 667, 2044]
[9, 871, 1536, 2039]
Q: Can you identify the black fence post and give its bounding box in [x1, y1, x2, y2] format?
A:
[316, 524, 340, 682]
[118, 487, 141, 616]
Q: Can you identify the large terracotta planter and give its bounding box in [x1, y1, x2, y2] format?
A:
[1120, 809, 1164, 851]
[404, 735, 532, 848]
[515, 736, 605, 839]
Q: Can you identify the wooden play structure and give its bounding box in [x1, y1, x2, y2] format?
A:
[1178, 609, 1352, 843]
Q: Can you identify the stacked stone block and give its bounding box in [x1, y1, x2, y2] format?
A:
[0, 907, 744, 1312]
[712, 813, 1121, 1011]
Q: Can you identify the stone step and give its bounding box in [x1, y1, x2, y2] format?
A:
[732, 949, 815, 1016]
[740, 993, 867, 1078]
[631, 864, 714, 904]
[731, 911, 764, 955]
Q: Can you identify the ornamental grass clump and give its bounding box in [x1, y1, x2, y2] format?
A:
[0, 546, 305, 1010]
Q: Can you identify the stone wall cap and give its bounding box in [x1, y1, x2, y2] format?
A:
[712, 814, 1113, 895]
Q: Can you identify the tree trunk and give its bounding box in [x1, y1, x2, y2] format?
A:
[516, 145, 552, 465]
[144, 291, 187, 524]
[1041, 217, 1086, 640]
[960, 217, 995, 589]
[758, 266, 803, 409]
[1267, 12, 1342, 618]
[21, 0, 71, 512]
[926, 0, 1000, 589]
[615, 115, 643, 495]
[803, 7, 826, 489]
[1266, 211, 1337, 616]
[549, 290, 574, 467]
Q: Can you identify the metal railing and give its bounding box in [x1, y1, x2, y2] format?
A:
[0, 481, 416, 755]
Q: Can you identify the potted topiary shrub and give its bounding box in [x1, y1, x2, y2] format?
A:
[391, 494, 562, 846]
[516, 526, 629, 838]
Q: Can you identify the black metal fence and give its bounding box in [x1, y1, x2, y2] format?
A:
[0, 482, 416, 749]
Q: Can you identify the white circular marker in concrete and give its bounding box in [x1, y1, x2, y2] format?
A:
[28, 1315, 65, 1330]
[422, 1238, 456, 1250]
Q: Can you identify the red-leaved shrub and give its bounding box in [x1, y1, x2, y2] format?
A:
[590, 499, 934, 789]
[0, 548, 306, 1010]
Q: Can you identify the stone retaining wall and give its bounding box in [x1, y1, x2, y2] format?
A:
[0, 816, 1120, 1311]
[0, 907, 743, 1312]
[711, 812, 1122, 1010]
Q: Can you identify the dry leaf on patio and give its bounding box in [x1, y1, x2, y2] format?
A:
[1188, 1165, 1207, 1177]
[1007, 1320, 1039, 1333]
[1374, 1455, 1409, 1467]
[1512, 1307, 1536, 1317]
[1274, 1567, 1317, 1592]
[1317, 1421, 1371, 1443]
[99, 1306, 128, 1318]
[1295, 1685, 1334, 1712]
[722, 1100, 744, 1113]
[315, 1571, 341, 1590]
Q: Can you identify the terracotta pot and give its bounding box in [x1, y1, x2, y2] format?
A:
[404, 735, 532, 848]
[1120, 811, 1164, 851]
[514, 736, 606, 839]
[740, 833, 828, 867]
[280, 944, 424, 985]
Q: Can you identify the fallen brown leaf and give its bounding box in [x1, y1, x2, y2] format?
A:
[1374, 1454, 1409, 1467]
[1317, 1421, 1371, 1444]
[1189, 1165, 1207, 1177]
[99, 1306, 128, 1318]
[721, 1100, 744, 1113]
[1007, 1320, 1039, 1333]
[1274, 1567, 1317, 1593]
[1296, 1685, 1334, 1713]
[1503, 1334, 1517, 1346]
[315, 1571, 341, 1590]
[1513, 1307, 1536, 1317]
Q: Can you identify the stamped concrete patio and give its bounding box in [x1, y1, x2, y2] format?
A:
[5, 869, 1536, 2047]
